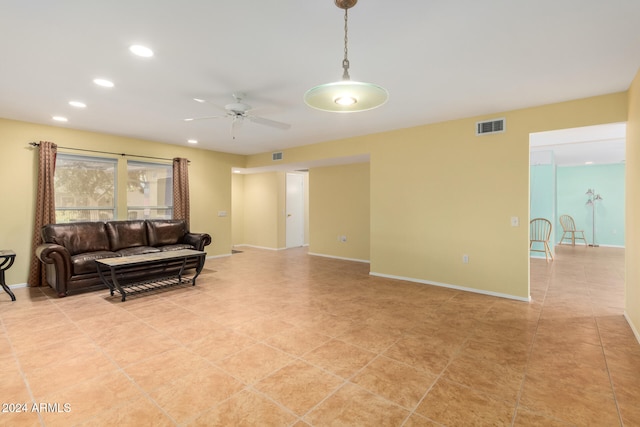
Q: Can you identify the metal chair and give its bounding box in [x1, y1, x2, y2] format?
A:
[530, 218, 554, 261]
[559, 214, 588, 246]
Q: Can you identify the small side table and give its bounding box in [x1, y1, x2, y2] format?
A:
[0, 250, 17, 301]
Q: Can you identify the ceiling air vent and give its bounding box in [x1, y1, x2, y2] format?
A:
[476, 118, 505, 135]
[272, 151, 283, 161]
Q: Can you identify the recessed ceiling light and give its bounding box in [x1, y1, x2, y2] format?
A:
[585, 161, 594, 165]
[52, 116, 68, 122]
[193, 98, 206, 103]
[69, 101, 86, 108]
[187, 139, 198, 144]
[93, 78, 114, 88]
[129, 44, 154, 58]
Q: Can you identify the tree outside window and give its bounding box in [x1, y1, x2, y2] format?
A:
[54, 154, 116, 223]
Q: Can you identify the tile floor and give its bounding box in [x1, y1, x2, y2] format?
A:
[1, 245, 638, 426]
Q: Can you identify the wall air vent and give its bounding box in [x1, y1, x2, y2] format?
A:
[272, 152, 283, 161]
[476, 118, 505, 135]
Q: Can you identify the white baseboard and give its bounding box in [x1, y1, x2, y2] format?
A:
[369, 271, 531, 302]
[623, 312, 640, 345]
[307, 252, 370, 264]
[234, 244, 303, 251]
[206, 254, 231, 260]
[233, 244, 284, 251]
[8, 283, 28, 289]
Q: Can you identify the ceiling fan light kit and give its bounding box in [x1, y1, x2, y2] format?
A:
[304, 0, 388, 113]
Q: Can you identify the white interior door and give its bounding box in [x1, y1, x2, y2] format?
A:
[286, 173, 305, 248]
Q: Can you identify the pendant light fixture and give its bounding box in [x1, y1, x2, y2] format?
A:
[304, 0, 388, 113]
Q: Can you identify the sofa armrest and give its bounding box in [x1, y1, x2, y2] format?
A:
[183, 233, 212, 251]
[35, 243, 72, 287]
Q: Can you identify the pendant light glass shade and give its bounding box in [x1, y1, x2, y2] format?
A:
[304, 0, 387, 113]
[304, 80, 388, 112]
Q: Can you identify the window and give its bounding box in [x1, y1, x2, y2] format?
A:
[126, 161, 173, 220]
[55, 154, 117, 223]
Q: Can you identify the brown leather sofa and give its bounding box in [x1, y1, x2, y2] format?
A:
[35, 219, 212, 297]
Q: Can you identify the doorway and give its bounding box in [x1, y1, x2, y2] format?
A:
[286, 172, 305, 248]
[529, 123, 627, 253]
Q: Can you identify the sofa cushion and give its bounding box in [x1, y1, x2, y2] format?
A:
[158, 243, 194, 252]
[106, 221, 148, 251]
[146, 220, 187, 247]
[115, 246, 161, 257]
[71, 251, 118, 275]
[42, 222, 110, 256]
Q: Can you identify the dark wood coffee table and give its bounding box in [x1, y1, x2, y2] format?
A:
[0, 250, 17, 301]
[96, 249, 206, 301]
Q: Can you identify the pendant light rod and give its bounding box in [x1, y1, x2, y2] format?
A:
[342, 7, 350, 80]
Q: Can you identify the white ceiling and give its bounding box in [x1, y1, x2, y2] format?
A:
[1, 1, 639, 156]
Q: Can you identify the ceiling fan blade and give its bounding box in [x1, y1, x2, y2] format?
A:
[247, 115, 291, 130]
[193, 98, 228, 113]
[184, 115, 224, 122]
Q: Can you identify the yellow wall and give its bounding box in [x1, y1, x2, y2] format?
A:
[309, 163, 370, 261]
[241, 172, 283, 249]
[0, 118, 244, 285]
[246, 92, 628, 300]
[626, 69, 640, 338]
[231, 173, 245, 247]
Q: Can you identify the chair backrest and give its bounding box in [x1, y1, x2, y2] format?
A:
[559, 214, 576, 232]
[530, 218, 552, 241]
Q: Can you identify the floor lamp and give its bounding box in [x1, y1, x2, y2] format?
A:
[586, 188, 603, 247]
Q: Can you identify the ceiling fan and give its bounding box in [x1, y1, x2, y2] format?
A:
[184, 92, 291, 139]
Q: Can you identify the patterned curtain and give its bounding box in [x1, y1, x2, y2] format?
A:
[172, 157, 190, 228]
[28, 141, 57, 287]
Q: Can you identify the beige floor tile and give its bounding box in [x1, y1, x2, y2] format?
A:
[350, 355, 436, 409]
[512, 408, 575, 426]
[76, 395, 174, 427]
[383, 335, 452, 376]
[264, 326, 332, 356]
[301, 338, 376, 379]
[335, 324, 403, 353]
[0, 410, 42, 427]
[232, 315, 297, 340]
[304, 383, 409, 426]
[215, 342, 296, 385]
[99, 332, 180, 367]
[186, 327, 257, 362]
[186, 389, 297, 426]
[1, 245, 637, 426]
[416, 379, 515, 426]
[123, 347, 213, 391]
[147, 364, 244, 424]
[39, 370, 144, 427]
[255, 360, 344, 416]
[441, 353, 525, 403]
[24, 349, 120, 400]
[519, 374, 620, 426]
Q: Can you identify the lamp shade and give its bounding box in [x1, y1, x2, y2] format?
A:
[304, 80, 388, 112]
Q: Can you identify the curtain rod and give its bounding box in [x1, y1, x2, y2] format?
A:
[28, 142, 187, 163]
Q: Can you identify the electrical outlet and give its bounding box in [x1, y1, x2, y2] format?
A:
[339, 235, 347, 243]
[510, 216, 519, 227]
[462, 254, 469, 264]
